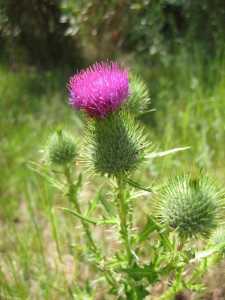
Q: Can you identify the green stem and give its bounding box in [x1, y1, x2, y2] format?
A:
[116, 176, 133, 265]
[159, 270, 183, 300]
[64, 166, 98, 253]
[64, 166, 117, 289]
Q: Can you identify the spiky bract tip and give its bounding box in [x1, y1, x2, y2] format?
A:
[46, 130, 76, 166]
[82, 111, 150, 177]
[157, 175, 224, 239]
[126, 75, 150, 115]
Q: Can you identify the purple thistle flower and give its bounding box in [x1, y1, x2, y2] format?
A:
[68, 62, 129, 118]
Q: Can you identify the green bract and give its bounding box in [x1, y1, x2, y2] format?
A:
[126, 75, 150, 115]
[157, 175, 224, 238]
[83, 111, 149, 176]
[47, 130, 76, 166]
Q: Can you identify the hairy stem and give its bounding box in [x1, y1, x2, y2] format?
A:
[159, 271, 183, 300]
[64, 166, 98, 253]
[116, 176, 133, 264]
[64, 166, 117, 288]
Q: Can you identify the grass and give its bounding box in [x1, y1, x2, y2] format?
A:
[134, 48, 225, 180]
[0, 48, 225, 299]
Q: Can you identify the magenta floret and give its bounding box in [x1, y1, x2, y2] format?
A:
[68, 62, 129, 118]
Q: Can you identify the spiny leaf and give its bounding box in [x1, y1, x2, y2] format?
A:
[146, 146, 190, 159]
[99, 195, 116, 217]
[28, 161, 64, 191]
[59, 207, 97, 225]
[125, 284, 149, 299]
[85, 188, 103, 217]
[122, 263, 159, 284]
[59, 207, 117, 225]
[126, 177, 153, 193]
[137, 217, 159, 243]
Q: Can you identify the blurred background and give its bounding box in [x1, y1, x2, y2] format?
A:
[0, 1, 225, 299]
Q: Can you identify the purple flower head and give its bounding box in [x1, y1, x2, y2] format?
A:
[68, 62, 129, 118]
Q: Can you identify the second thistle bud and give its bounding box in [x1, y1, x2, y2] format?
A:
[47, 130, 76, 166]
[157, 175, 224, 239]
[84, 111, 149, 177]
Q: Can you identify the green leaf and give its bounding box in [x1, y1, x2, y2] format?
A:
[28, 161, 64, 191]
[137, 217, 159, 243]
[135, 285, 149, 299]
[99, 195, 116, 217]
[146, 146, 190, 159]
[97, 218, 117, 225]
[191, 244, 225, 263]
[125, 284, 149, 299]
[76, 173, 82, 189]
[59, 207, 116, 226]
[158, 230, 173, 251]
[122, 263, 159, 284]
[85, 188, 103, 217]
[59, 207, 97, 225]
[126, 178, 153, 193]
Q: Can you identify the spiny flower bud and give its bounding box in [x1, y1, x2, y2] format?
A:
[83, 111, 149, 177]
[157, 175, 224, 239]
[126, 75, 150, 115]
[47, 130, 76, 166]
[68, 61, 129, 118]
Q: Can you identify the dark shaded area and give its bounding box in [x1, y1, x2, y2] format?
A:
[175, 293, 189, 300]
[0, 0, 83, 68]
[1, 0, 225, 69]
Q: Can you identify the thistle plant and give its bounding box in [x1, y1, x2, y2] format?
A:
[39, 61, 225, 299]
[69, 61, 150, 287]
[45, 130, 97, 252]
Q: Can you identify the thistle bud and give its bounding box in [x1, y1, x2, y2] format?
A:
[83, 111, 149, 177]
[47, 130, 76, 166]
[157, 175, 224, 238]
